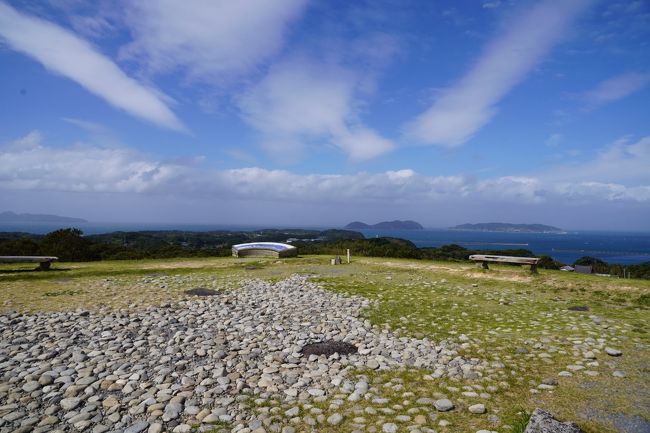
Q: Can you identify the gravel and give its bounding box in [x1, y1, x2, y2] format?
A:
[0, 275, 471, 433]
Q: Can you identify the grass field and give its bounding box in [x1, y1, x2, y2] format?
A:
[1, 255, 649, 433]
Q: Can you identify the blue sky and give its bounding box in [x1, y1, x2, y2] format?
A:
[1, 0, 649, 229]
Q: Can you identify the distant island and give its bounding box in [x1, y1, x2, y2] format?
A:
[450, 222, 564, 233]
[345, 220, 424, 230]
[0, 211, 88, 224]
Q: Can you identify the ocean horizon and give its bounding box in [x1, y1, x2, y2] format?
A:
[1, 222, 649, 265]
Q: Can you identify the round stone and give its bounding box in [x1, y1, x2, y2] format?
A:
[327, 413, 343, 425]
[434, 399, 454, 412]
[469, 404, 486, 414]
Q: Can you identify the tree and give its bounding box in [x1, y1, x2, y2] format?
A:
[538, 255, 563, 270]
[0, 237, 40, 255]
[40, 228, 96, 261]
[574, 256, 609, 274]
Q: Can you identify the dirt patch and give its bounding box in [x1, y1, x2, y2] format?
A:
[302, 341, 358, 357]
[184, 288, 219, 296]
[568, 306, 590, 311]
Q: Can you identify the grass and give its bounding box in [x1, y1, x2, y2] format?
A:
[2, 255, 649, 433]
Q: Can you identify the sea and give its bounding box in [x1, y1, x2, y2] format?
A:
[1, 222, 649, 265]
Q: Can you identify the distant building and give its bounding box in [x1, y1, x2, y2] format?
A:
[232, 242, 298, 258]
[574, 265, 592, 274]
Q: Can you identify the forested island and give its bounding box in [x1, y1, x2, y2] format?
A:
[345, 220, 424, 230]
[451, 223, 564, 233]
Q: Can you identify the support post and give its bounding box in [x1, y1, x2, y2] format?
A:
[38, 261, 51, 271]
[346, 249, 350, 264]
[530, 264, 538, 273]
[482, 261, 489, 270]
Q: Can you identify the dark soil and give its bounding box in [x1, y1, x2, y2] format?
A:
[302, 341, 358, 357]
[184, 288, 219, 296]
[568, 306, 590, 311]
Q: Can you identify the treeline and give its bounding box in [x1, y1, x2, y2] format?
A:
[1, 228, 649, 279]
[0, 228, 363, 261]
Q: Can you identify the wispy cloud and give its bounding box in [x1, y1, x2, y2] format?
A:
[583, 71, 650, 106]
[121, 0, 306, 81]
[545, 133, 565, 147]
[543, 135, 650, 184]
[405, 0, 591, 147]
[0, 2, 184, 131]
[238, 57, 395, 161]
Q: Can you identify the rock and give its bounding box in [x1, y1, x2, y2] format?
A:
[605, 348, 622, 356]
[327, 413, 343, 425]
[285, 407, 299, 417]
[60, 397, 81, 411]
[125, 421, 149, 433]
[383, 423, 398, 433]
[148, 424, 162, 433]
[22, 381, 41, 392]
[434, 399, 454, 412]
[469, 404, 486, 414]
[524, 408, 585, 433]
[367, 359, 380, 369]
[163, 402, 182, 421]
[613, 370, 626, 378]
[172, 424, 191, 433]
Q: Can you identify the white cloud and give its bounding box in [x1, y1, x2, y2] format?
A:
[0, 3, 184, 131]
[121, 0, 306, 81]
[583, 71, 650, 106]
[405, 0, 591, 147]
[238, 57, 395, 160]
[0, 132, 184, 193]
[2, 132, 648, 208]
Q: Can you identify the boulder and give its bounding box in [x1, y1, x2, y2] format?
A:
[524, 409, 584, 433]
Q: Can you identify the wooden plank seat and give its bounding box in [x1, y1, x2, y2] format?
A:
[469, 254, 540, 273]
[0, 256, 59, 270]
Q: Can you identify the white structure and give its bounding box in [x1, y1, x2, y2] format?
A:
[232, 242, 297, 258]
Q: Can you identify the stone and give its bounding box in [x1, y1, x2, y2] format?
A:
[60, 397, 82, 411]
[148, 424, 163, 433]
[434, 399, 454, 412]
[383, 422, 398, 433]
[125, 421, 149, 433]
[367, 359, 380, 370]
[469, 404, 486, 414]
[327, 413, 343, 425]
[605, 348, 622, 356]
[524, 408, 585, 433]
[22, 381, 41, 392]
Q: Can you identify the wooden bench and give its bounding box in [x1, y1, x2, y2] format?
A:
[469, 254, 540, 273]
[0, 256, 59, 270]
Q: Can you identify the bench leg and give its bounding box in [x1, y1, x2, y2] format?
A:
[530, 264, 538, 274]
[38, 261, 51, 271]
[482, 261, 489, 270]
